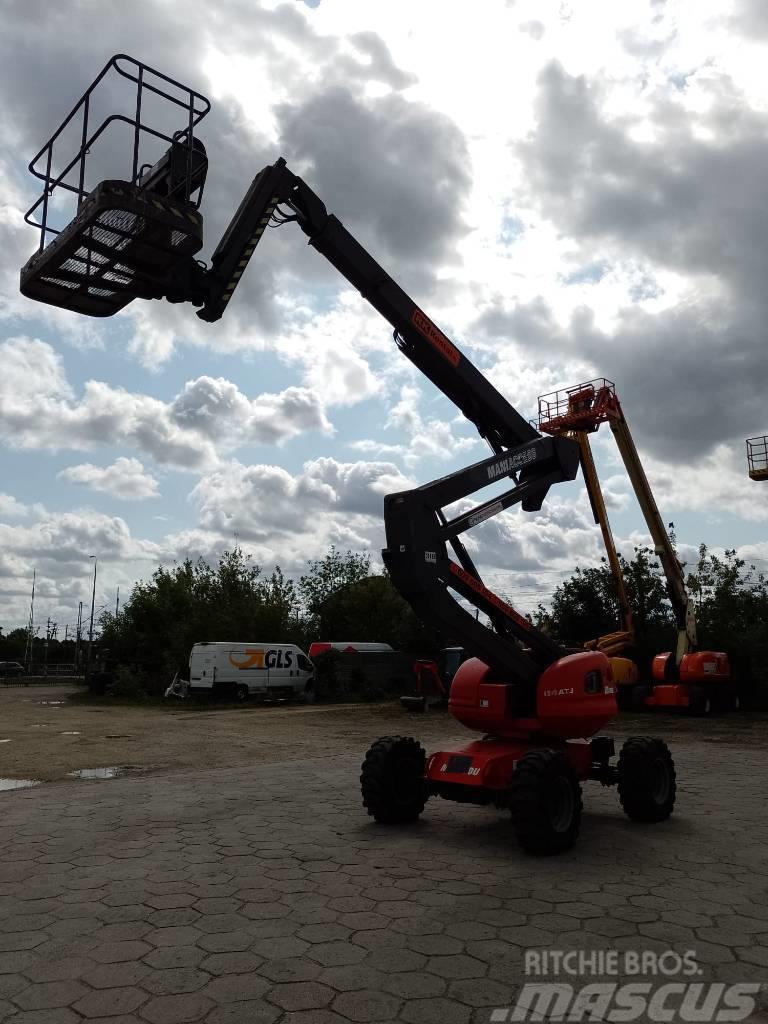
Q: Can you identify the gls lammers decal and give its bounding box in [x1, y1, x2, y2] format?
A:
[487, 447, 537, 480]
[228, 648, 294, 670]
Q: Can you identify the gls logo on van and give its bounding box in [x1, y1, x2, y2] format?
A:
[229, 648, 294, 670]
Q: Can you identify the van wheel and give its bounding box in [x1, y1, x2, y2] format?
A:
[235, 684, 249, 703]
[303, 683, 316, 705]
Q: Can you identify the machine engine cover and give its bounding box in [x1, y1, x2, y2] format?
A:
[449, 651, 616, 740]
[652, 651, 731, 684]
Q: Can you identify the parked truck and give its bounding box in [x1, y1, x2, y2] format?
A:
[189, 642, 315, 703]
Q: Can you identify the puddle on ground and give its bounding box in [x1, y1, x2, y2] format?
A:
[104, 734, 131, 739]
[67, 766, 126, 779]
[0, 739, 10, 743]
[39, 700, 66, 706]
[60, 731, 81, 736]
[0, 779, 41, 791]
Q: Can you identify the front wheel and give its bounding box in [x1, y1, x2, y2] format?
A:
[508, 749, 582, 855]
[361, 736, 427, 824]
[618, 737, 676, 822]
[235, 683, 249, 703]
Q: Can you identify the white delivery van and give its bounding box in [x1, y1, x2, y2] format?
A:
[189, 642, 315, 703]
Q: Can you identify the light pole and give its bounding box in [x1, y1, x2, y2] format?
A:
[85, 556, 97, 682]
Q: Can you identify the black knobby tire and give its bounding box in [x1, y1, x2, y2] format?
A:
[508, 749, 582, 856]
[617, 737, 676, 822]
[360, 736, 427, 824]
[235, 683, 249, 703]
[688, 685, 711, 717]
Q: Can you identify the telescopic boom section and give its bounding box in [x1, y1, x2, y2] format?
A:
[573, 431, 634, 655]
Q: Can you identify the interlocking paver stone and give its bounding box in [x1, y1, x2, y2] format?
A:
[206, 1000, 280, 1024]
[203, 974, 271, 1004]
[140, 968, 210, 995]
[83, 962, 150, 989]
[200, 952, 263, 975]
[12, 980, 89, 1010]
[381, 972, 446, 999]
[140, 992, 214, 1023]
[5, 1010, 81, 1024]
[142, 947, 204, 970]
[306, 941, 367, 966]
[267, 982, 335, 1011]
[400, 996, 472, 1024]
[331, 990, 401, 1021]
[73, 986, 148, 1018]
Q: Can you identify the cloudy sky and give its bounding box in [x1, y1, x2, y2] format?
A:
[1, 0, 767, 636]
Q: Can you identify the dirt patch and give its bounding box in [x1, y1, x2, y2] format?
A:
[1, 684, 766, 783]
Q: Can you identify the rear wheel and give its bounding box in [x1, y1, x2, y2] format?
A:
[618, 737, 676, 822]
[361, 736, 427, 824]
[508, 749, 582, 855]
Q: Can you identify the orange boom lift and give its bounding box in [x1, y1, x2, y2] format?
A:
[538, 380, 734, 715]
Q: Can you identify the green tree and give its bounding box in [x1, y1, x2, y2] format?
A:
[687, 545, 768, 702]
[298, 546, 372, 620]
[318, 575, 442, 653]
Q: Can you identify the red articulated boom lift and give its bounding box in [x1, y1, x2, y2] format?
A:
[538, 380, 733, 716]
[19, 56, 678, 853]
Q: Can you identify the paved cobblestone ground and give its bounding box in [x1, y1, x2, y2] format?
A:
[1, 737, 767, 1023]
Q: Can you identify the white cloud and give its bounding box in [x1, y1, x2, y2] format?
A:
[350, 384, 481, 466]
[58, 458, 160, 501]
[0, 339, 332, 470]
[0, 494, 39, 519]
[183, 455, 415, 573]
[0, 507, 164, 627]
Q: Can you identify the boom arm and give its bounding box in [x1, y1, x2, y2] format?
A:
[191, 157, 582, 692]
[574, 431, 634, 655]
[607, 409, 697, 662]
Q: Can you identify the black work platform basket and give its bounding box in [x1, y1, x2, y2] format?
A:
[20, 54, 210, 317]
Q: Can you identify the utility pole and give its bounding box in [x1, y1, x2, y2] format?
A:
[115, 586, 120, 618]
[85, 557, 97, 683]
[75, 601, 83, 675]
[24, 570, 36, 671]
[44, 617, 51, 675]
